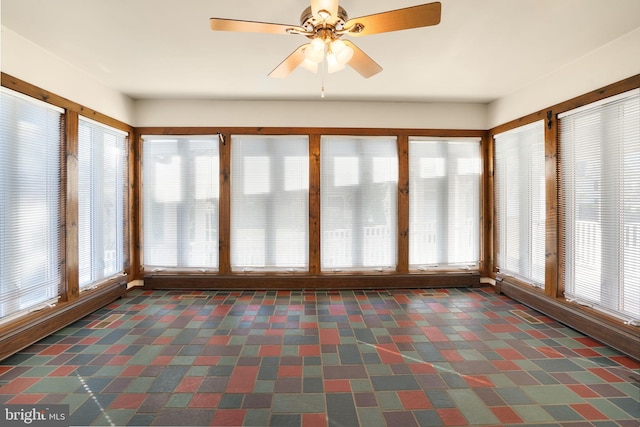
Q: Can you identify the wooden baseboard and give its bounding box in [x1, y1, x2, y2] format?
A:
[0, 282, 127, 361]
[143, 272, 481, 290]
[497, 280, 640, 361]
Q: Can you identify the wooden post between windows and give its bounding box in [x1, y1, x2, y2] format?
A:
[544, 111, 559, 298]
[65, 111, 79, 301]
[309, 134, 321, 274]
[397, 135, 409, 273]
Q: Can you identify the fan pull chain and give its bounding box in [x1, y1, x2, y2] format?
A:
[321, 56, 326, 98]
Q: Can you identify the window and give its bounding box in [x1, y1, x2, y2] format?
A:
[0, 88, 64, 320]
[409, 138, 481, 269]
[143, 136, 219, 269]
[494, 121, 546, 286]
[78, 117, 128, 288]
[231, 135, 309, 271]
[321, 136, 397, 271]
[559, 89, 640, 322]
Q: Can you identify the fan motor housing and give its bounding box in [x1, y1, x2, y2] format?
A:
[300, 6, 348, 31]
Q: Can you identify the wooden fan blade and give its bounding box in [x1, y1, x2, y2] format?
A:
[310, 0, 339, 20]
[344, 2, 441, 37]
[343, 40, 382, 78]
[210, 18, 304, 35]
[268, 45, 308, 78]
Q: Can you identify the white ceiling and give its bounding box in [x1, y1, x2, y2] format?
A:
[2, 0, 640, 103]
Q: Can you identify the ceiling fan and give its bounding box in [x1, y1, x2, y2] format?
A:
[209, 0, 441, 79]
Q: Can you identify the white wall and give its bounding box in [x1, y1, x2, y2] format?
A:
[1, 27, 136, 125]
[133, 99, 487, 130]
[3, 23, 638, 131]
[488, 27, 640, 128]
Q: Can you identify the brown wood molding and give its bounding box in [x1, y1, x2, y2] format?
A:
[0, 283, 127, 361]
[136, 127, 486, 138]
[497, 280, 640, 361]
[143, 272, 480, 290]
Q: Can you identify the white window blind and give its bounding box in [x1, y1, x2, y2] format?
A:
[494, 121, 546, 286]
[231, 135, 309, 271]
[0, 88, 63, 320]
[143, 136, 219, 269]
[321, 136, 397, 271]
[78, 117, 128, 288]
[559, 89, 640, 322]
[409, 138, 481, 269]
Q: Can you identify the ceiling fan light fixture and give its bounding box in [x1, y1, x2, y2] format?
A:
[330, 39, 353, 65]
[326, 52, 345, 73]
[317, 9, 331, 21]
[300, 58, 319, 73]
[305, 37, 325, 63]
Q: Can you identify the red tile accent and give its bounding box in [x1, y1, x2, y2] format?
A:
[495, 348, 526, 360]
[39, 344, 71, 355]
[121, 366, 145, 377]
[526, 329, 547, 339]
[7, 393, 45, 404]
[226, 366, 259, 393]
[376, 343, 405, 364]
[408, 363, 436, 374]
[78, 337, 101, 345]
[427, 302, 449, 313]
[324, 379, 351, 392]
[301, 322, 318, 329]
[175, 377, 203, 393]
[299, 345, 321, 356]
[437, 408, 468, 426]
[49, 366, 77, 377]
[398, 390, 432, 409]
[458, 331, 481, 341]
[150, 355, 173, 365]
[574, 337, 602, 347]
[441, 350, 464, 362]
[589, 367, 625, 382]
[194, 356, 221, 366]
[319, 329, 340, 345]
[259, 345, 281, 356]
[189, 393, 222, 408]
[570, 403, 608, 420]
[463, 375, 494, 388]
[567, 384, 600, 398]
[491, 360, 521, 371]
[106, 355, 131, 366]
[538, 347, 564, 358]
[485, 324, 520, 333]
[208, 336, 231, 345]
[110, 393, 146, 409]
[610, 356, 640, 369]
[153, 337, 174, 345]
[212, 305, 232, 315]
[105, 344, 128, 354]
[394, 295, 411, 304]
[0, 378, 40, 394]
[264, 329, 285, 336]
[573, 348, 601, 357]
[278, 366, 303, 377]
[210, 409, 246, 426]
[421, 326, 450, 342]
[303, 413, 327, 427]
[491, 406, 524, 424]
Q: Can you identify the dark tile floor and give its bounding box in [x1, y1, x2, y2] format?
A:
[0, 287, 638, 426]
